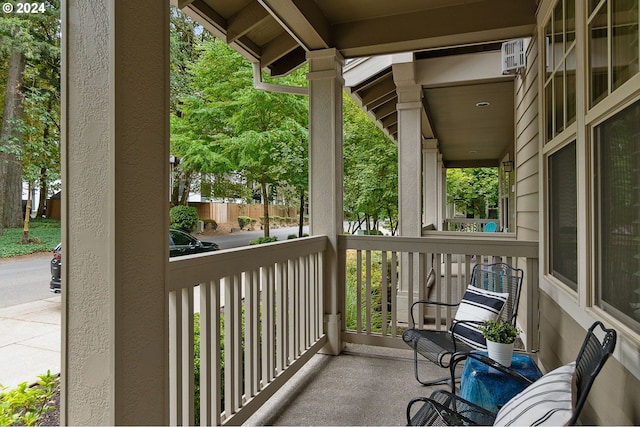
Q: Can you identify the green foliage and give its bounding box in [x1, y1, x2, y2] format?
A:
[203, 218, 217, 231]
[343, 95, 398, 235]
[0, 219, 60, 258]
[446, 168, 499, 218]
[0, 371, 57, 426]
[249, 236, 278, 245]
[479, 320, 520, 344]
[344, 251, 396, 333]
[170, 205, 199, 232]
[237, 216, 252, 230]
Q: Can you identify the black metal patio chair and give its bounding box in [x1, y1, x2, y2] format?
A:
[402, 262, 523, 385]
[406, 321, 617, 426]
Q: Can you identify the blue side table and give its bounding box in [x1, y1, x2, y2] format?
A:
[460, 351, 542, 413]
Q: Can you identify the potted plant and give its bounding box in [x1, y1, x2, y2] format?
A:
[479, 320, 520, 367]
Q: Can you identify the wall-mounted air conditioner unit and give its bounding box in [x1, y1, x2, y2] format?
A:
[501, 39, 527, 75]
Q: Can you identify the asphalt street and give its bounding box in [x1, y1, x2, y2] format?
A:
[0, 252, 52, 309]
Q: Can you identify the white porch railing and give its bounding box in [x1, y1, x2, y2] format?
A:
[167, 236, 327, 426]
[338, 235, 539, 351]
[444, 218, 499, 232]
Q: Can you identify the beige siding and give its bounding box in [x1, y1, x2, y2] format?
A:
[539, 293, 640, 425]
[515, 36, 540, 239]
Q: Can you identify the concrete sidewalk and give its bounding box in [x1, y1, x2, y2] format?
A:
[0, 297, 61, 389]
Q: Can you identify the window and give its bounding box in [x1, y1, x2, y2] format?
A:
[544, 0, 577, 142]
[549, 142, 578, 290]
[589, 0, 639, 108]
[595, 101, 640, 332]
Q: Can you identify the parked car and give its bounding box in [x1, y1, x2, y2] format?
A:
[168, 228, 219, 257]
[49, 229, 219, 293]
[49, 243, 62, 293]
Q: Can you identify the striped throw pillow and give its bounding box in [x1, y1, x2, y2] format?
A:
[493, 362, 576, 426]
[450, 286, 508, 349]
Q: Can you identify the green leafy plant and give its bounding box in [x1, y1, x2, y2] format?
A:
[249, 236, 278, 245]
[479, 320, 520, 344]
[0, 371, 58, 426]
[170, 205, 199, 232]
[237, 216, 252, 230]
[203, 219, 218, 231]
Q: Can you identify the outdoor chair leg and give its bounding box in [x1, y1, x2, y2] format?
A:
[412, 346, 456, 387]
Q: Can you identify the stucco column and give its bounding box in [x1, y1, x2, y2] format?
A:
[307, 48, 344, 355]
[61, 1, 169, 424]
[423, 139, 441, 229]
[395, 81, 423, 323]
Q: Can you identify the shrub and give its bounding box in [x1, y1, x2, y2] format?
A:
[287, 234, 297, 239]
[249, 236, 278, 245]
[203, 219, 217, 231]
[0, 371, 57, 426]
[237, 216, 252, 230]
[170, 205, 199, 232]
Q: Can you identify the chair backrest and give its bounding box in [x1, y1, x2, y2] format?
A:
[470, 263, 523, 325]
[568, 321, 617, 425]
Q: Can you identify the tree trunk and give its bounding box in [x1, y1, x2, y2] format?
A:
[261, 173, 269, 238]
[37, 167, 48, 218]
[298, 192, 304, 237]
[22, 182, 31, 244]
[0, 49, 26, 229]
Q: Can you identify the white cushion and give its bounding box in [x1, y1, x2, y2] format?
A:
[493, 362, 576, 426]
[450, 286, 508, 349]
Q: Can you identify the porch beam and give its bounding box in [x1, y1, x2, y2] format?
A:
[259, 0, 331, 51]
[226, 2, 270, 44]
[306, 48, 344, 355]
[61, 0, 169, 424]
[261, 32, 300, 68]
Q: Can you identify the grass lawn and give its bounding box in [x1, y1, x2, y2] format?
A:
[0, 219, 61, 258]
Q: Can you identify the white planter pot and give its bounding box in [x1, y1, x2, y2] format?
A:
[486, 340, 514, 367]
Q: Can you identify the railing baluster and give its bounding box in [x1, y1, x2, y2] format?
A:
[356, 250, 362, 333]
[199, 281, 221, 426]
[381, 251, 388, 336]
[390, 251, 397, 337]
[434, 253, 442, 331]
[365, 250, 372, 335]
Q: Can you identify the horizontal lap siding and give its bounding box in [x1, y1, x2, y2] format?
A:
[515, 36, 540, 239]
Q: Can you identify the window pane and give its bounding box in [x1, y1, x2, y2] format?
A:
[554, 72, 565, 135]
[566, 49, 577, 125]
[545, 19, 554, 74]
[566, 0, 575, 47]
[553, 1, 564, 66]
[595, 102, 640, 332]
[549, 142, 578, 289]
[589, 0, 603, 16]
[546, 82, 553, 143]
[589, 4, 608, 107]
[612, 0, 639, 91]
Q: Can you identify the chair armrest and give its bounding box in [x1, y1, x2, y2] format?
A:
[406, 396, 480, 426]
[409, 300, 460, 327]
[407, 391, 496, 426]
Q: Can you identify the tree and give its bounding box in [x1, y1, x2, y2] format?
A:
[0, 17, 29, 231]
[446, 168, 499, 218]
[0, 1, 60, 234]
[178, 38, 308, 237]
[343, 95, 398, 235]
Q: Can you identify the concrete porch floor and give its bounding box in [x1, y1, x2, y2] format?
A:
[246, 343, 449, 426]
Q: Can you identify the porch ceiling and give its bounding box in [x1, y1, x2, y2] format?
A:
[176, 0, 536, 167]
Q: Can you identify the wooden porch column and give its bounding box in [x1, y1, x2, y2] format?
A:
[307, 48, 344, 355]
[394, 57, 423, 322]
[423, 139, 441, 229]
[61, 1, 169, 424]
